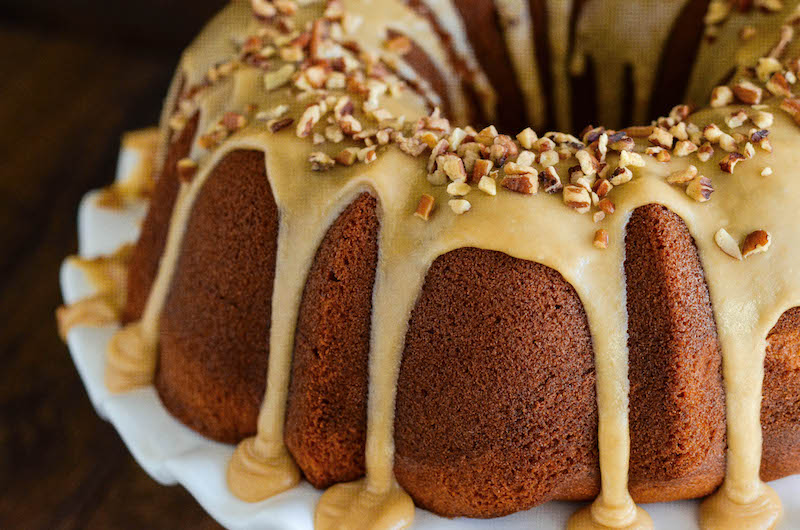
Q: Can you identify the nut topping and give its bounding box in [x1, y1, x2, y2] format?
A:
[752, 110, 774, 128]
[674, 140, 699, 157]
[780, 98, 800, 125]
[414, 194, 435, 220]
[697, 142, 714, 162]
[539, 166, 563, 193]
[593, 229, 609, 249]
[711, 86, 734, 107]
[742, 230, 772, 257]
[576, 149, 599, 176]
[563, 185, 591, 213]
[447, 181, 471, 197]
[502, 174, 538, 195]
[667, 165, 698, 184]
[686, 176, 714, 202]
[517, 127, 537, 149]
[598, 198, 615, 215]
[334, 147, 359, 166]
[478, 175, 497, 195]
[264, 64, 296, 91]
[448, 198, 471, 214]
[610, 166, 633, 186]
[719, 152, 745, 173]
[309, 151, 335, 171]
[766, 72, 793, 97]
[471, 159, 494, 183]
[715, 228, 743, 260]
[733, 80, 763, 105]
[726, 110, 748, 129]
[648, 127, 674, 149]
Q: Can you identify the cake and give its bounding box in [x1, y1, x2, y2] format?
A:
[57, 0, 800, 528]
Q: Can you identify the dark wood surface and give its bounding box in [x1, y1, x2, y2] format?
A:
[0, 2, 227, 528]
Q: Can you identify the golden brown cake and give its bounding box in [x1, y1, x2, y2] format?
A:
[59, 0, 800, 528]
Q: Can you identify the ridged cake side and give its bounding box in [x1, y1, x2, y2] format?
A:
[156, 150, 278, 443]
[394, 247, 599, 518]
[625, 204, 726, 502]
[124, 112, 199, 323]
[285, 192, 379, 488]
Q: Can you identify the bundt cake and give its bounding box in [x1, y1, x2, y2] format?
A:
[58, 0, 800, 528]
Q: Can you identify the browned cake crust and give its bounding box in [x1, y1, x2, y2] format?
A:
[124, 112, 199, 323]
[400, 1, 488, 125]
[386, 28, 452, 118]
[285, 193, 379, 488]
[648, 0, 711, 117]
[762, 306, 800, 481]
[624, 204, 726, 502]
[394, 247, 599, 518]
[451, 0, 527, 132]
[156, 150, 278, 443]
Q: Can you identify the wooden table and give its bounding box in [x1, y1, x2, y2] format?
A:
[0, 2, 228, 527]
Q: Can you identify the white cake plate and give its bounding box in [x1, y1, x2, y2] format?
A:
[59, 143, 800, 529]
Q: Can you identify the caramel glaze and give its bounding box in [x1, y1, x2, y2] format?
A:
[123, 112, 199, 323]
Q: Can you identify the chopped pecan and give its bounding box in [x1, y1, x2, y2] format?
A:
[594, 178, 613, 198]
[756, 57, 782, 82]
[719, 133, 738, 152]
[447, 181, 472, 197]
[296, 104, 322, 137]
[719, 152, 745, 173]
[742, 230, 772, 257]
[476, 125, 498, 146]
[687, 176, 714, 202]
[478, 175, 497, 195]
[726, 110, 749, 129]
[598, 198, 615, 215]
[697, 142, 714, 162]
[674, 140, 699, 157]
[710, 86, 734, 108]
[358, 146, 377, 164]
[733, 80, 763, 105]
[334, 147, 359, 166]
[536, 150, 557, 168]
[766, 72, 793, 97]
[309, 151, 335, 171]
[563, 185, 591, 213]
[448, 199, 471, 214]
[624, 125, 654, 138]
[440, 154, 467, 182]
[517, 127, 538, 150]
[619, 150, 645, 167]
[539, 166, 563, 193]
[471, 159, 494, 184]
[648, 127, 674, 149]
[715, 228, 742, 259]
[780, 97, 800, 125]
[264, 64, 296, 91]
[502, 174, 538, 195]
[609, 166, 633, 186]
[593, 229, 609, 249]
[414, 194, 435, 220]
[667, 165, 698, 184]
[576, 149, 599, 176]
